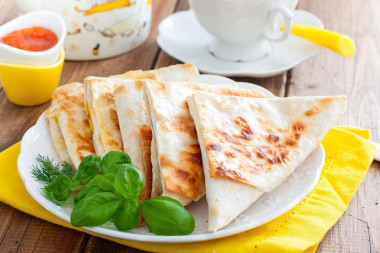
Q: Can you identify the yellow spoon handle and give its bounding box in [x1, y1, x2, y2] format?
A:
[291, 24, 356, 57]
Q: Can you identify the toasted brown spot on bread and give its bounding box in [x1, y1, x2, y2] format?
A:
[134, 80, 145, 90]
[255, 146, 289, 167]
[109, 108, 120, 130]
[152, 81, 166, 93]
[233, 116, 254, 140]
[102, 92, 114, 102]
[114, 84, 128, 94]
[160, 153, 203, 200]
[215, 162, 244, 180]
[225, 151, 236, 158]
[250, 104, 264, 112]
[219, 131, 243, 145]
[267, 134, 280, 143]
[231, 147, 244, 153]
[74, 131, 95, 157]
[176, 169, 190, 180]
[180, 144, 203, 166]
[106, 139, 119, 149]
[207, 144, 221, 151]
[284, 138, 296, 146]
[305, 105, 319, 117]
[125, 107, 136, 118]
[292, 121, 305, 132]
[158, 114, 197, 138]
[136, 72, 157, 80]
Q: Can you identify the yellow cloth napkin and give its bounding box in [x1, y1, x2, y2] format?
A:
[0, 126, 376, 253]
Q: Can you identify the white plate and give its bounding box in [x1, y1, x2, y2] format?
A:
[17, 75, 325, 243]
[157, 10, 323, 78]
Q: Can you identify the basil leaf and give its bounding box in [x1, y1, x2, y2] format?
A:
[141, 196, 195, 235]
[44, 175, 74, 205]
[114, 164, 144, 199]
[73, 186, 101, 206]
[101, 151, 131, 173]
[71, 192, 122, 227]
[73, 155, 101, 182]
[98, 172, 116, 191]
[85, 174, 103, 187]
[113, 199, 140, 231]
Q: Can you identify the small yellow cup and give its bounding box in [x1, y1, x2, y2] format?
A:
[0, 48, 65, 106]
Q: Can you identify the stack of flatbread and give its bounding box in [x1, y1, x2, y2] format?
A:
[46, 63, 347, 233]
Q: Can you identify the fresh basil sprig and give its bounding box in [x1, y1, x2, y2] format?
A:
[32, 151, 195, 235]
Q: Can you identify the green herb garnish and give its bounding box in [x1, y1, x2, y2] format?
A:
[32, 151, 195, 235]
[31, 155, 75, 184]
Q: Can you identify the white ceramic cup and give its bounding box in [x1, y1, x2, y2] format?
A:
[189, 0, 298, 62]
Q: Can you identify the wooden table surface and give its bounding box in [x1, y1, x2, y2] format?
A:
[0, 0, 379, 252]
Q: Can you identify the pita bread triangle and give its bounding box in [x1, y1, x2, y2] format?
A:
[46, 83, 96, 169]
[187, 93, 347, 232]
[144, 80, 266, 206]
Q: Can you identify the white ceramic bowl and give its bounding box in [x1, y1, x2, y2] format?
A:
[0, 10, 66, 66]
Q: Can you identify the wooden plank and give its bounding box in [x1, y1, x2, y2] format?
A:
[84, 237, 147, 253]
[31, 223, 88, 253]
[0, 204, 15, 244]
[0, 209, 32, 252]
[290, 0, 380, 252]
[14, 218, 45, 252]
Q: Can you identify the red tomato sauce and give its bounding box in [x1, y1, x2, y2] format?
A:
[0, 26, 58, 52]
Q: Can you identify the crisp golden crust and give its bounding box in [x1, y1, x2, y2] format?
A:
[159, 144, 203, 200]
[46, 83, 96, 169]
[188, 93, 347, 192]
[139, 125, 153, 201]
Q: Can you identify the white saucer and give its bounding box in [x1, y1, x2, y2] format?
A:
[157, 10, 323, 78]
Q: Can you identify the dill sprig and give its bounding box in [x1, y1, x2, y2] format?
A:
[61, 161, 75, 178]
[31, 155, 75, 184]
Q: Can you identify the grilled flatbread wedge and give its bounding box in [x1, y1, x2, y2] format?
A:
[111, 63, 199, 81]
[85, 64, 200, 156]
[113, 80, 152, 201]
[114, 80, 237, 200]
[46, 83, 96, 169]
[144, 80, 266, 206]
[187, 93, 347, 232]
[84, 77, 123, 156]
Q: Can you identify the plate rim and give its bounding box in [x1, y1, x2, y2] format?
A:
[17, 75, 325, 243]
